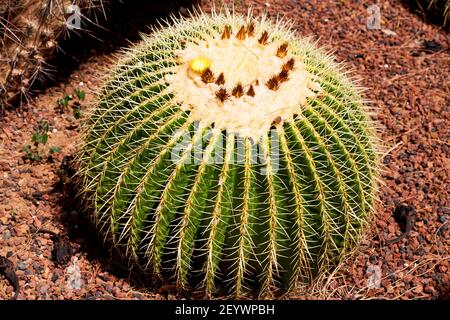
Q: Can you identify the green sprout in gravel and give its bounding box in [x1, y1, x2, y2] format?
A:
[57, 95, 72, 113]
[22, 120, 61, 162]
[56, 89, 85, 119]
[75, 10, 381, 297]
[75, 88, 86, 101]
[72, 105, 82, 120]
[73, 88, 86, 120]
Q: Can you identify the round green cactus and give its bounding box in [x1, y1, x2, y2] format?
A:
[76, 10, 379, 297]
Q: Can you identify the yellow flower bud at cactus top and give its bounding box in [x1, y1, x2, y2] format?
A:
[189, 56, 212, 74]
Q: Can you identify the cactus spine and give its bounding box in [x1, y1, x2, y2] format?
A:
[76, 10, 379, 297]
[0, 0, 104, 108]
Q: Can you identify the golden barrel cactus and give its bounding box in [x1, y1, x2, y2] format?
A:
[76, 10, 379, 297]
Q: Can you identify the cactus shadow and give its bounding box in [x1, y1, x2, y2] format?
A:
[56, 159, 222, 300]
[55, 159, 272, 300]
[55, 171, 156, 298]
[398, 0, 449, 28]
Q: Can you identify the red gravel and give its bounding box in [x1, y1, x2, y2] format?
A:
[0, 0, 449, 300]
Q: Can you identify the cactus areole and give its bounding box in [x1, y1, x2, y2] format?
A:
[77, 11, 378, 297]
